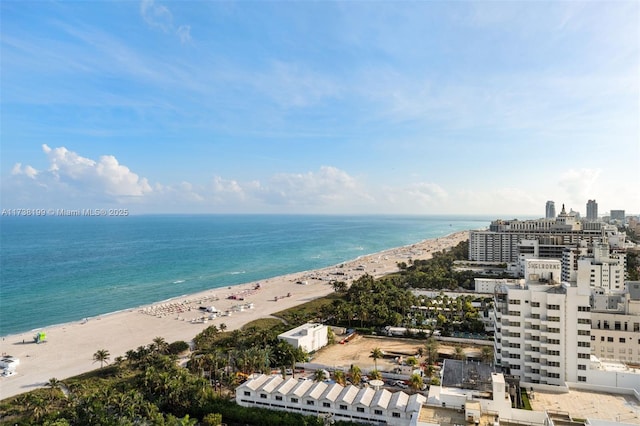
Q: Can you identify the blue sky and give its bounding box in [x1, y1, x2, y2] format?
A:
[1, 0, 638, 216]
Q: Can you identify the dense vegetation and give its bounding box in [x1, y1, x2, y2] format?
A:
[0, 335, 358, 426]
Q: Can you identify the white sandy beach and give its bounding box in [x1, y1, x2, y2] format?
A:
[0, 231, 468, 400]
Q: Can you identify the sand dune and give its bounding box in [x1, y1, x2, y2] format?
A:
[0, 231, 468, 400]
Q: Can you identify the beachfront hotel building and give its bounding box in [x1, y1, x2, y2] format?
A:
[469, 205, 625, 264]
[487, 255, 640, 394]
[236, 374, 426, 426]
[277, 323, 328, 353]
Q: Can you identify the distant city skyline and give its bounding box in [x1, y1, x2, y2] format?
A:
[1, 1, 638, 215]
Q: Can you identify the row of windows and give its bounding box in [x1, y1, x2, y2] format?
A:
[578, 353, 590, 359]
[548, 317, 560, 322]
[240, 399, 400, 420]
[578, 306, 590, 312]
[547, 339, 560, 345]
[548, 361, 560, 367]
[600, 336, 629, 343]
[243, 395, 399, 418]
[578, 342, 590, 348]
[577, 318, 591, 324]
[548, 328, 560, 333]
[547, 304, 560, 310]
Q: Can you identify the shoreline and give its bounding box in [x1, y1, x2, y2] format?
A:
[0, 230, 469, 400]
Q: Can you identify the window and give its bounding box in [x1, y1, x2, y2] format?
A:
[578, 306, 590, 312]
[508, 332, 521, 338]
[578, 330, 590, 336]
[392, 413, 401, 418]
[601, 336, 605, 341]
[548, 339, 560, 345]
[322, 402, 330, 408]
[531, 314, 540, 319]
[578, 376, 587, 382]
[340, 404, 347, 410]
[509, 343, 521, 348]
[578, 318, 591, 324]
[531, 302, 540, 307]
[244, 391, 251, 396]
[306, 400, 315, 406]
[548, 317, 560, 322]
[374, 410, 383, 416]
[260, 394, 267, 399]
[578, 364, 586, 370]
[547, 304, 560, 310]
[548, 327, 560, 333]
[548, 361, 560, 367]
[548, 350, 560, 356]
[291, 398, 298, 403]
[578, 342, 590, 348]
[509, 299, 521, 305]
[548, 373, 560, 378]
[619, 338, 626, 343]
[357, 407, 365, 413]
[578, 353, 590, 359]
[509, 353, 521, 359]
[510, 321, 521, 327]
[508, 311, 521, 316]
[607, 337, 614, 342]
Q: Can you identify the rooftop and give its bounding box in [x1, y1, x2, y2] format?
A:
[441, 359, 497, 391]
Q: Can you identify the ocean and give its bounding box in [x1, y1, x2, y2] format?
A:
[0, 215, 490, 336]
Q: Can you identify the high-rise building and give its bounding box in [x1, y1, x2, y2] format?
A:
[586, 200, 598, 221]
[610, 210, 626, 223]
[545, 201, 556, 219]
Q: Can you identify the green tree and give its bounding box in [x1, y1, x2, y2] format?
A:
[349, 364, 362, 385]
[314, 369, 328, 382]
[93, 349, 110, 368]
[424, 337, 439, 366]
[370, 347, 383, 371]
[481, 346, 494, 364]
[453, 346, 466, 360]
[333, 370, 347, 386]
[409, 373, 424, 393]
[203, 413, 223, 426]
[368, 369, 382, 380]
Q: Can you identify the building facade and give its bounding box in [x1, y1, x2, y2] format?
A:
[545, 201, 556, 219]
[278, 323, 328, 353]
[236, 374, 426, 426]
[586, 199, 598, 221]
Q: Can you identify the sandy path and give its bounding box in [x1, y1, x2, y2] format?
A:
[0, 231, 468, 400]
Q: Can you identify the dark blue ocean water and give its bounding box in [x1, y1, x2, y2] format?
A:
[0, 215, 490, 336]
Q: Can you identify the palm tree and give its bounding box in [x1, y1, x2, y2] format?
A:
[219, 323, 227, 333]
[453, 346, 466, 361]
[409, 373, 424, 393]
[481, 346, 494, 364]
[368, 369, 382, 380]
[313, 369, 327, 382]
[152, 336, 169, 354]
[93, 349, 111, 368]
[349, 364, 362, 385]
[370, 347, 383, 371]
[424, 337, 439, 366]
[333, 370, 347, 386]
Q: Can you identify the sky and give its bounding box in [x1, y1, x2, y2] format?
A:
[1, 0, 638, 216]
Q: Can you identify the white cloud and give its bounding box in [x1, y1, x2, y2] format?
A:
[176, 25, 191, 44]
[140, 0, 173, 32]
[31, 144, 152, 198]
[558, 168, 601, 207]
[140, 0, 192, 44]
[11, 163, 39, 179]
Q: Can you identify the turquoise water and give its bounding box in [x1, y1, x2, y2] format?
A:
[0, 215, 490, 336]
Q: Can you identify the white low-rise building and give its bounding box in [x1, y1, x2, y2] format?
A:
[277, 323, 328, 353]
[236, 374, 426, 425]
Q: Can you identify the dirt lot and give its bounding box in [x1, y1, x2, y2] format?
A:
[311, 334, 483, 372]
